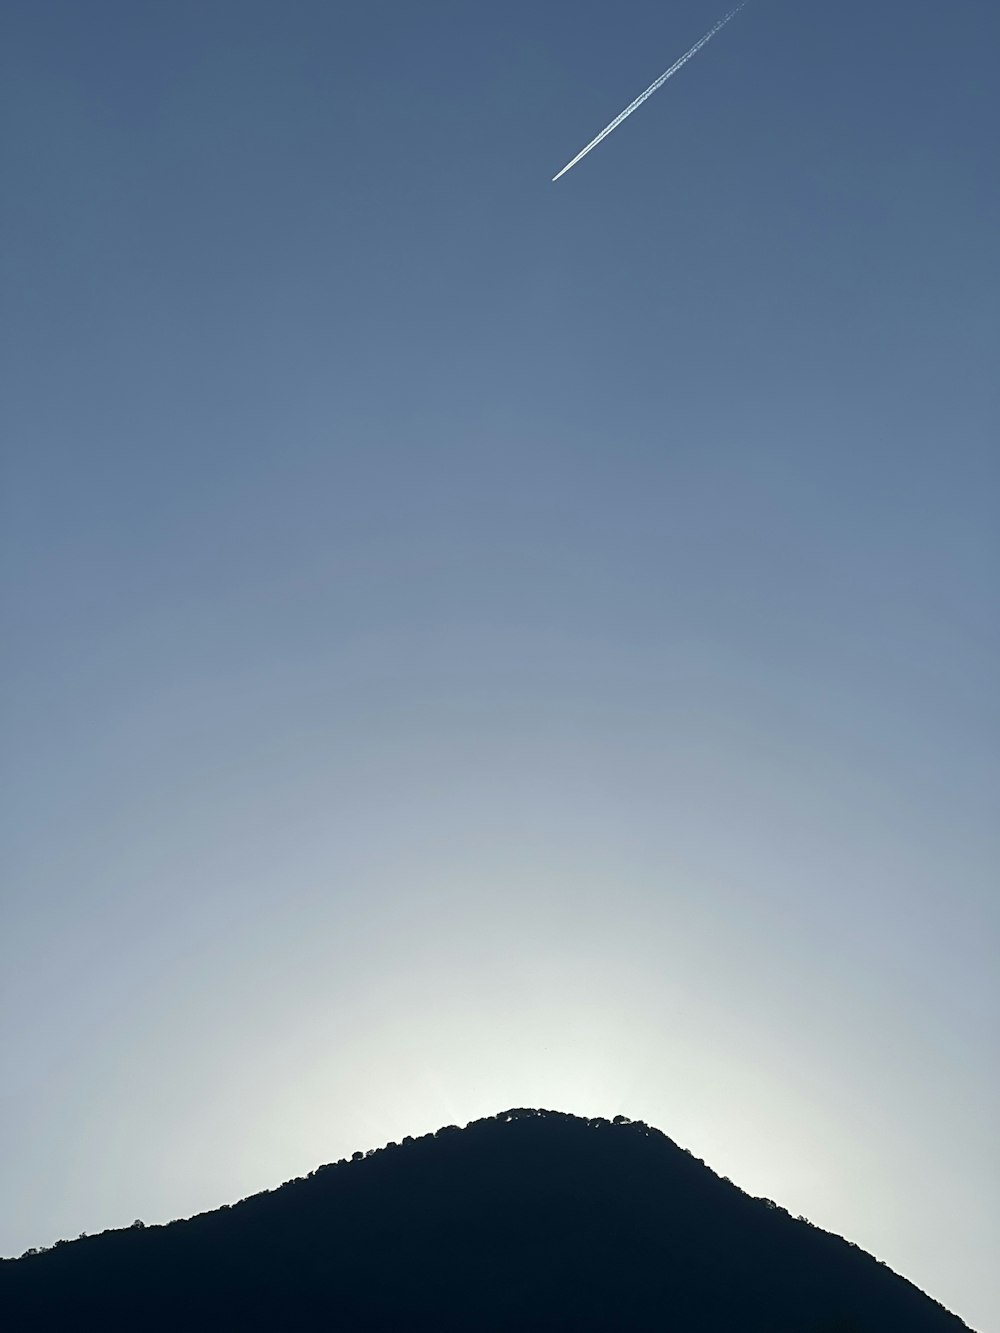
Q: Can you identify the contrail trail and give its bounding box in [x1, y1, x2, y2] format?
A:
[552, 2, 747, 182]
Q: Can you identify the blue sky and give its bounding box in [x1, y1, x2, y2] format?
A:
[2, 2, 997, 1327]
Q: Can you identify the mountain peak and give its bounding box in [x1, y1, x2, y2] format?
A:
[0, 1108, 974, 1332]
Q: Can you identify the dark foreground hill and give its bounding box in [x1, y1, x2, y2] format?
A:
[0, 1108, 972, 1332]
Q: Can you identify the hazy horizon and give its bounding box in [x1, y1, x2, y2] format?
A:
[2, 2, 997, 1329]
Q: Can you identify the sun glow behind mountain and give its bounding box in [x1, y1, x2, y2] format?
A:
[2, 2, 997, 1330]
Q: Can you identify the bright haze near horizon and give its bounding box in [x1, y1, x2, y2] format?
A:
[2, 1, 997, 1328]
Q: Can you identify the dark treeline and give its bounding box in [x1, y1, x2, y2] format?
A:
[0, 1108, 973, 1331]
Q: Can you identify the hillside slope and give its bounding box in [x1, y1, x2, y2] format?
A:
[0, 1108, 973, 1331]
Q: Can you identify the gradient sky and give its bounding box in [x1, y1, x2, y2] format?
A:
[2, 1, 997, 1327]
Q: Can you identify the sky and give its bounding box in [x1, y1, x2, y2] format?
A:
[1, 0, 997, 1326]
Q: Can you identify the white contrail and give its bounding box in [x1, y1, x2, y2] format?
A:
[552, 2, 747, 182]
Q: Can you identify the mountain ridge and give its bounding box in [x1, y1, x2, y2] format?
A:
[0, 1107, 974, 1331]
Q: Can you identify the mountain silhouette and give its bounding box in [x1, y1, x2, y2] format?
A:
[0, 1108, 973, 1331]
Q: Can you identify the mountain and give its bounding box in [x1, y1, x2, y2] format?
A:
[0, 1108, 973, 1332]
